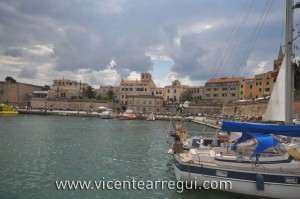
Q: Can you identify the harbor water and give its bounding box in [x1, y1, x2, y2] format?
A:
[1, 115, 250, 199]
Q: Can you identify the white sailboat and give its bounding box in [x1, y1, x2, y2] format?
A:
[172, 1, 300, 198]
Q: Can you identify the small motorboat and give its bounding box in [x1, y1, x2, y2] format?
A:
[119, 109, 136, 120]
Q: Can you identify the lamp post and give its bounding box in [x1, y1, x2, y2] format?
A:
[44, 96, 48, 115]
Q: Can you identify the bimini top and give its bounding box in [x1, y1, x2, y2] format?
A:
[231, 132, 279, 157]
[222, 121, 300, 137]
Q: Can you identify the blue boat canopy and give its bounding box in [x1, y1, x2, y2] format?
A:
[231, 132, 279, 157]
[222, 121, 300, 137]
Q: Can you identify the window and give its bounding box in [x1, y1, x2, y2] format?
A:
[250, 85, 253, 89]
[207, 88, 211, 91]
[149, 101, 152, 105]
[206, 94, 210, 97]
[222, 94, 227, 97]
[222, 88, 227, 91]
[259, 82, 262, 85]
[231, 94, 236, 97]
[266, 82, 269, 85]
[168, 89, 170, 93]
[174, 89, 176, 93]
[259, 88, 262, 92]
[241, 85, 243, 88]
[213, 94, 218, 97]
[265, 88, 270, 92]
[129, 88, 133, 91]
[256, 82, 258, 86]
[241, 91, 243, 95]
[214, 88, 218, 91]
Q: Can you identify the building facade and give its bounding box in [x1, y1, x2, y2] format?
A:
[127, 95, 164, 113]
[164, 80, 187, 104]
[240, 71, 276, 100]
[48, 78, 89, 99]
[97, 85, 120, 102]
[203, 77, 244, 102]
[0, 80, 43, 106]
[186, 86, 203, 102]
[119, 73, 157, 105]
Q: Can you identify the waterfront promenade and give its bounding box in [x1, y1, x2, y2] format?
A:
[18, 109, 194, 121]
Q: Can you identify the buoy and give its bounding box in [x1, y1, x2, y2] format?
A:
[256, 174, 264, 191]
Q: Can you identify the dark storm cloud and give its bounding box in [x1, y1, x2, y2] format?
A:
[19, 67, 37, 79]
[0, 0, 285, 82]
[4, 48, 23, 57]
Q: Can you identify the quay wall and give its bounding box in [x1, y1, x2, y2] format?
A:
[30, 99, 119, 111]
[29, 99, 300, 118]
[221, 100, 300, 118]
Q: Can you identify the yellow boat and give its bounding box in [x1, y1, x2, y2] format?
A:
[0, 104, 19, 115]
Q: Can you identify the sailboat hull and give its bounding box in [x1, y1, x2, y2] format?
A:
[173, 155, 300, 199]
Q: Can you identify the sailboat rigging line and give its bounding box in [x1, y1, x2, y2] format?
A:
[222, 0, 274, 108]
[219, 0, 256, 77]
[213, 0, 254, 78]
[237, 0, 274, 72]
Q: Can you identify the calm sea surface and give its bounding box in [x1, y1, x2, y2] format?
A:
[0, 115, 253, 199]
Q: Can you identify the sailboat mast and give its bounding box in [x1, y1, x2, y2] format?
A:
[285, 0, 294, 125]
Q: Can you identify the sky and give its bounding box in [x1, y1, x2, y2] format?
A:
[0, 0, 295, 88]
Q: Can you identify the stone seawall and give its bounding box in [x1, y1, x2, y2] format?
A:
[30, 99, 300, 118]
[30, 99, 119, 111]
[221, 100, 300, 118]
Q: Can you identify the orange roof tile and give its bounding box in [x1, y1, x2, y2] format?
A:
[206, 77, 244, 84]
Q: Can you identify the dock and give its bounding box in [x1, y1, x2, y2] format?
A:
[192, 117, 222, 129]
[18, 109, 194, 121]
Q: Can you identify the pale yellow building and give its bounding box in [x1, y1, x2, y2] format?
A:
[164, 80, 187, 103]
[119, 72, 157, 105]
[48, 78, 89, 99]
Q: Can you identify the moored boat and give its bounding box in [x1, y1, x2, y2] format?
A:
[119, 109, 136, 120]
[172, 1, 300, 198]
[99, 109, 114, 119]
[0, 104, 18, 115]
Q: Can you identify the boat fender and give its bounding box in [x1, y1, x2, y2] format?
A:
[236, 153, 243, 162]
[255, 155, 260, 167]
[287, 148, 300, 161]
[256, 174, 264, 191]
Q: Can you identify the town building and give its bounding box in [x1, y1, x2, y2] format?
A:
[0, 80, 43, 106]
[127, 95, 164, 113]
[203, 77, 244, 102]
[186, 86, 204, 102]
[47, 78, 89, 99]
[164, 80, 187, 104]
[119, 72, 157, 106]
[97, 85, 120, 102]
[240, 71, 276, 100]
[273, 46, 284, 71]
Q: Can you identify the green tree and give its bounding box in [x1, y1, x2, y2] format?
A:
[181, 90, 192, 102]
[5, 76, 16, 83]
[42, 85, 51, 91]
[83, 86, 96, 99]
[107, 89, 114, 100]
[95, 94, 102, 100]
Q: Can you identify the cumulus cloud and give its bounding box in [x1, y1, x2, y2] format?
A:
[0, 0, 286, 86]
